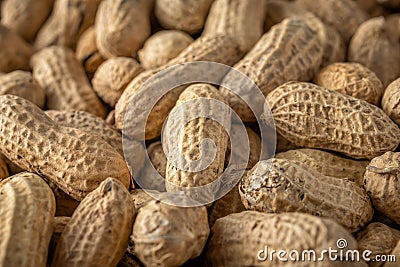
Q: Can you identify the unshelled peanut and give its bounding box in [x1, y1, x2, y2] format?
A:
[382, 78, 400, 126]
[75, 26, 105, 75]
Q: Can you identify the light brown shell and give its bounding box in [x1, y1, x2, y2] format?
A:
[297, 0, 368, 43]
[275, 148, 368, 187]
[240, 159, 373, 232]
[155, 0, 213, 34]
[382, 78, 400, 126]
[75, 26, 105, 75]
[315, 62, 384, 105]
[203, 0, 266, 52]
[138, 30, 194, 69]
[31, 46, 106, 117]
[364, 151, 400, 224]
[95, 0, 153, 58]
[219, 15, 325, 122]
[130, 189, 161, 210]
[0, 25, 33, 73]
[92, 57, 144, 107]
[266, 82, 400, 159]
[51, 178, 135, 267]
[132, 195, 209, 266]
[34, 0, 102, 50]
[0, 172, 55, 267]
[0, 95, 131, 201]
[348, 17, 400, 87]
[206, 211, 362, 267]
[0, 70, 45, 108]
[1, 0, 54, 42]
[383, 241, 400, 267]
[357, 222, 400, 267]
[139, 141, 167, 192]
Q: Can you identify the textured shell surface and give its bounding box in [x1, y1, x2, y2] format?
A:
[382, 78, 400, 126]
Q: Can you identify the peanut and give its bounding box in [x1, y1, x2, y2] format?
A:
[51, 178, 135, 267]
[92, 57, 144, 107]
[155, 0, 213, 34]
[383, 241, 400, 267]
[321, 25, 347, 67]
[31, 46, 106, 117]
[266, 82, 400, 159]
[0, 70, 45, 108]
[138, 30, 194, 70]
[206, 211, 363, 266]
[315, 62, 384, 105]
[382, 78, 400, 126]
[0, 172, 55, 267]
[0, 95, 131, 200]
[364, 151, 400, 224]
[130, 189, 161, 210]
[139, 141, 167, 192]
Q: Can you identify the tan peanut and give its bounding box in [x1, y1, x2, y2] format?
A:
[0, 25, 33, 73]
[95, 0, 153, 58]
[364, 151, 400, 224]
[51, 178, 135, 267]
[203, 0, 266, 52]
[138, 30, 194, 70]
[357, 222, 400, 267]
[382, 78, 400, 126]
[132, 194, 209, 266]
[348, 17, 400, 87]
[206, 211, 362, 266]
[1, 0, 54, 42]
[155, 0, 213, 34]
[139, 141, 167, 192]
[0, 95, 131, 200]
[75, 26, 105, 75]
[275, 148, 369, 187]
[315, 62, 384, 106]
[240, 158, 373, 232]
[0, 172, 55, 267]
[92, 57, 144, 107]
[0, 71, 45, 108]
[35, 0, 102, 49]
[266, 82, 400, 159]
[165, 84, 230, 202]
[219, 15, 326, 122]
[31, 46, 106, 117]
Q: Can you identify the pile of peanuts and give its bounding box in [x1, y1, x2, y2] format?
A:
[0, 0, 400, 266]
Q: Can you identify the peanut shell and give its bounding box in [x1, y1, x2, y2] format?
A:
[382, 78, 400, 126]
[75, 26, 105, 75]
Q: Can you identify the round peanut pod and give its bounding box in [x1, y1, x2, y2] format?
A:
[0, 71, 45, 108]
[138, 30, 194, 70]
[382, 78, 400, 126]
[155, 0, 213, 34]
[95, 0, 153, 58]
[139, 141, 167, 192]
[92, 57, 144, 107]
[348, 17, 400, 87]
[314, 62, 384, 106]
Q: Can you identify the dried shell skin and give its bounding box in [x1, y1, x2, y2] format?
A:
[1, 0, 54, 42]
[51, 178, 135, 267]
[0, 95, 131, 200]
[32, 46, 106, 117]
[206, 211, 362, 267]
[155, 0, 213, 34]
[364, 151, 400, 224]
[132, 198, 209, 267]
[203, 0, 266, 52]
[115, 34, 244, 138]
[0, 25, 33, 73]
[315, 62, 384, 105]
[297, 0, 368, 43]
[357, 222, 400, 267]
[240, 159, 373, 232]
[348, 17, 400, 87]
[0, 71, 45, 108]
[0, 172, 55, 267]
[139, 141, 167, 192]
[266, 82, 400, 159]
[34, 0, 102, 49]
[95, 0, 152, 58]
[220, 16, 325, 122]
[165, 84, 230, 201]
[92, 57, 144, 107]
[382, 78, 400, 126]
[138, 30, 194, 70]
[75, 26, 105, 75]
[275, 148, 369, 187]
